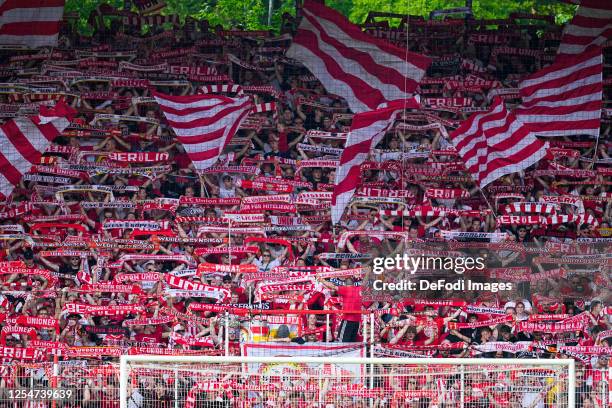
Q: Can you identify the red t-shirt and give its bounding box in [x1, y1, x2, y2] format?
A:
[394, 338, 426, 346]
[306, 292, 325, 309]
[337, 286, 362, 322]
[134, 326, 163, 343]
[278, 131, 288, 152]
[416, 318, 444, 344]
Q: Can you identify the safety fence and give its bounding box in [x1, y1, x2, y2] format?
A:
[0, 359, 607, 408]
[116, 356, 602, 408]
[0, 308, 610, 407]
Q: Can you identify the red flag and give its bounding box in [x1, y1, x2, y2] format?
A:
[331, 98, 420, 224]
[0, 0, 66, 47]
[0, 101, 75, 199]
[450, 98, 548, 188]
[286, 0, 430, 113]
[516, 46, 602, 138]
[153, 92, 252, 172]
[557, 0, 612, 57]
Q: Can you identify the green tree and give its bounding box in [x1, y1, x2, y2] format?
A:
[346, 0, 575, 25]
[65, 0, 577, 32]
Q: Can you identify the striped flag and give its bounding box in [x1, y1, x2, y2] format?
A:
[331, 99, 420, 224]
[252, 102, 276, 114]
[558, 0, 612, 57]
[516, 46, 602, 138]
[0, 0, 66, 47]
[450, 98, 548, 188]
[153, 92, 252, 172]
[0, 101, 75, 199]
[286, 0, 430, 113]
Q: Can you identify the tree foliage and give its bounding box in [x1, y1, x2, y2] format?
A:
[65, 0, 577, 32]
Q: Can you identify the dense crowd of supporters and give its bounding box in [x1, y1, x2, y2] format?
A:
[0, 3, 610, 407]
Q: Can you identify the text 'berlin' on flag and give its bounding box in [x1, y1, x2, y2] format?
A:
[286, 0, 430, 114]
[557, 0, 612, 57]
[516, 46, 602, 138]
[153, 92, 252, 172]
[0, 0, 66, 47]
[331, 98, 420, 224]
[450, 98, 548, 188]
[0, 100, 75, 198]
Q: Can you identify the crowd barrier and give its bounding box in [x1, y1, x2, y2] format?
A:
[0, 359, 607, 407]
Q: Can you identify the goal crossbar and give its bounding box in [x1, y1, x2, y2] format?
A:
[120, 356, 576, 407]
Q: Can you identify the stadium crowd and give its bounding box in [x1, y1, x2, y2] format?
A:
[0, 1, 610, 407]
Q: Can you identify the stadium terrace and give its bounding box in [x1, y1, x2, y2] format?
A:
[0, 0, 609, 407]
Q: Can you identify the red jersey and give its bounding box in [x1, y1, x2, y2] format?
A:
[337, 286, 362, 322]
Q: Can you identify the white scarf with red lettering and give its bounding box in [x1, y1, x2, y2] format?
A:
[472, 341, 532, 353]
[62, 303, 144, 316]
[448, 315, 513, 329]
[124, 315, 175, 326]
[515, 321, 584, 333]
[164, 275, 230, 301]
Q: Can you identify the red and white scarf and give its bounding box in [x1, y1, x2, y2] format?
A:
[164, 275, 230, 301]
[62, 303, 144, 316]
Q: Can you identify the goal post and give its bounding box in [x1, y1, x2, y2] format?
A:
[120, 355, 576, 408]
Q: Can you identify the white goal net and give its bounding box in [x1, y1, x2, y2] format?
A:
[120, 356, 576, 408]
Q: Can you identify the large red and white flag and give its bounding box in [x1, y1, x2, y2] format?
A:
[557, 0, 612, 57]
[516, 46, 602, 138]
[153, 92, 252, 172]
[450, 98, 548, 188]
[0, 0, 66, 47]
[331, 99, 419, 224]
[286, 0, 430, 113]
[0, 101, 75, 198]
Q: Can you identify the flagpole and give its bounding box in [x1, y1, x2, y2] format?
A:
[479, 187, 497, 215]
[588, 128, 604, 170]
[475, 185, 498, 226]
[401, 4, 410, 236]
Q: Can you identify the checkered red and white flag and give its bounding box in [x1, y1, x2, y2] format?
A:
[153, 92, 252, 172]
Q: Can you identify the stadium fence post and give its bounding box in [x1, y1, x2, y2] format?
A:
[362, 314, 367, 346]
[568, 358, 575, 408]
[369, 312, 374, 355]
[608, 367, 611, 406]
[369, 312, 375, 408]
[119, 355, 128, 408]
[460, 364, 465, 408]
[224, 310, 230, 356]
[51, 354, 59, 408]
[174, 366, 179, 408]
[604, 372, 607, 407]
[318, 366, 323, 406]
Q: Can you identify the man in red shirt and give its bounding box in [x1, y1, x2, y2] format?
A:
[317, 276, 362, 342]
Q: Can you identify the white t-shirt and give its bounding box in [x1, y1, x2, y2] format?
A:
[128, 390, 143, 408]
[219, 185, 236, 198]
[521, 392, 544, 408]
[253, 257, 281, 272]
[504, 299, 533, 313]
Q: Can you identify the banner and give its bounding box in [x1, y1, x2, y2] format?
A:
[241, 342, 366, 378]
